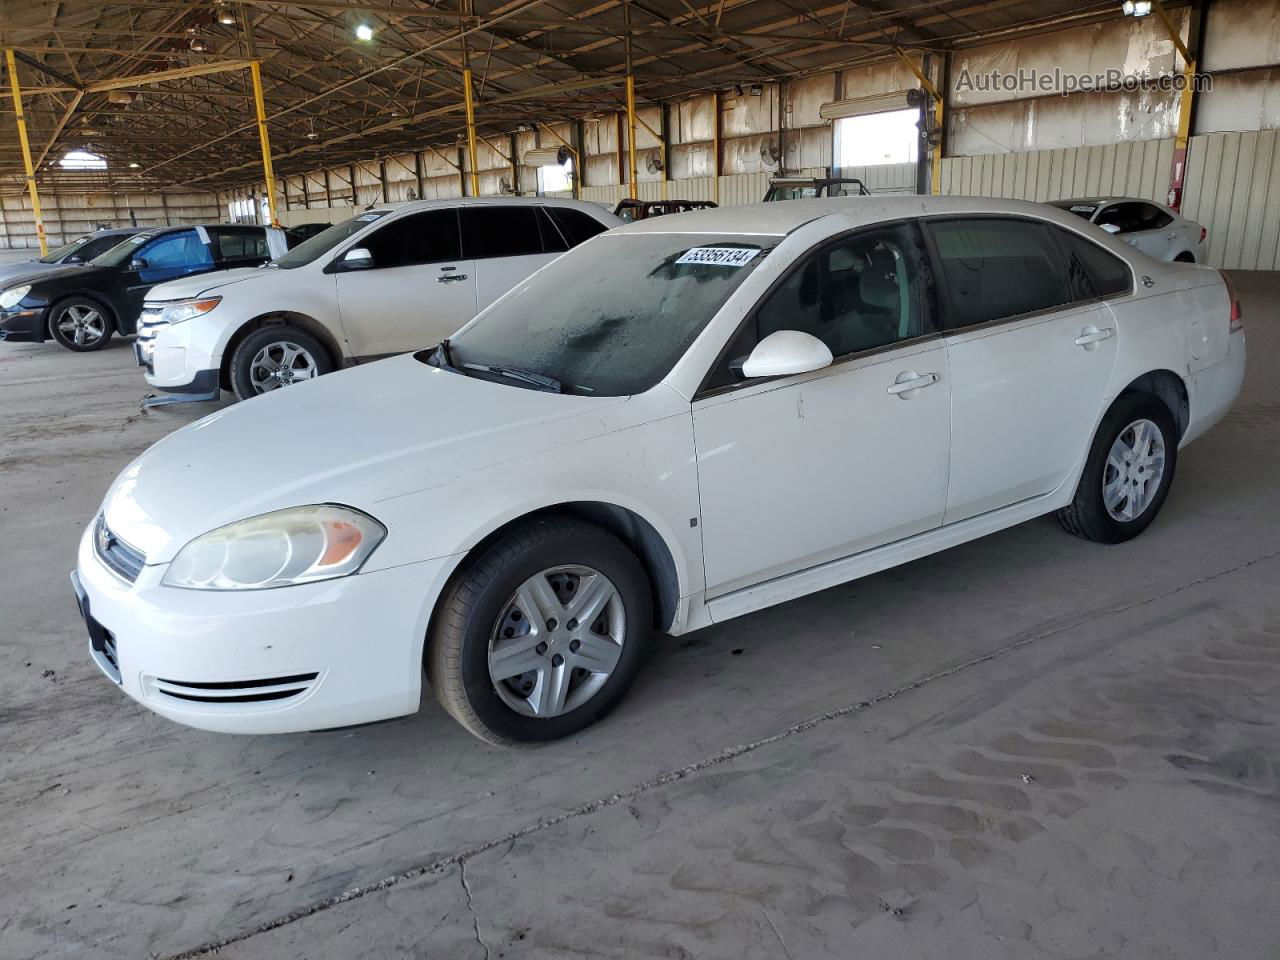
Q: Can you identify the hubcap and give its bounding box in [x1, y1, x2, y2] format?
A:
[57, 305, 105, 346]
[248, 341, 319, 393]
[487, 565, 626, 718]
[1103, 418, 1166, 522]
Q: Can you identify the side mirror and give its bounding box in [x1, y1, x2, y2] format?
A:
[741, 330, 833, 379]
[130, 257, 150, 270]
[339, 247, 374, 270]
[65, 254, 84, 264]
[1099, 223, 1121, 234]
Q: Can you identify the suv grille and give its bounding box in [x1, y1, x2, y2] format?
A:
[94, 515, 146, 583]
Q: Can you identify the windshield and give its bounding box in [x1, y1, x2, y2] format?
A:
[440, 232, 775, 396]
[1050, 200, 1099, 221]
[39, 235, 93, 263]
[90, 231, 160, 266]
[273, 211, 388, 268]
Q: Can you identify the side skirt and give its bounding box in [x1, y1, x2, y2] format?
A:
[703, 489, 1071, 626]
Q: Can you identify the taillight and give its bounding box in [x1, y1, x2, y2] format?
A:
[1220, 270, 1244, 333]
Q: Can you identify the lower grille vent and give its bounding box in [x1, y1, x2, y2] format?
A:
[150, 672, 318, 705]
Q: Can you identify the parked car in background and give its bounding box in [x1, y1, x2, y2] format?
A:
[613, 198, 717, 222]
[764, 175, 869, 201]
[1050, 197, 1206, 262]
[136, 197, 621, 402]
[0, 224, 286, 351]
[74, 197, 1244, 743]
[284, 222, 331, 248]
[0, 227, 144, 287]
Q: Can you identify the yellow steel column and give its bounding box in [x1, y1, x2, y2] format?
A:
[462, 66, 480, 197]
[623, 0, 638, 200]
[5, 49, 48, 255]
[249, 60, 280, 227]
[1153, 0, 1197, 210]
[625, 75, 638, 200]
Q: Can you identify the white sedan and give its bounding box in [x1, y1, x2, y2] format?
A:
[73, 197, 1245, 744]
[1050, 197, 1206, 262]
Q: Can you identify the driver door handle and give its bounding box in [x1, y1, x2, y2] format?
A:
[886, 372, 938, 396]
[1075, 325, 1115, 349]
[436, 274, 468, 283]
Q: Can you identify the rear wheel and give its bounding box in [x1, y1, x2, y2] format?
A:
[229, 325, 333, 400]
[428, 517, 652, 745]
[49, 297, 113, 351]
[1057, 393, 1178, 543]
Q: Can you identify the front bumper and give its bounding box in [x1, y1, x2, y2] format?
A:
[0, 305, 48, 342]
[74, 522, 455, 734]
[137, 304, 222, 396]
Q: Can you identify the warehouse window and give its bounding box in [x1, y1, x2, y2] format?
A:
[59, 149, 107, 170]
[834, 108, 918, 168]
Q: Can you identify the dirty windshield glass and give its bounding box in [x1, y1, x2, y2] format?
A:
[441, 233, 774, 395]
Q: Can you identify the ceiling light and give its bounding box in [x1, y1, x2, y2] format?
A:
[217, 9, 236, 25]
[129, 162, 141, 169]
[189, 36, 211, 52]
[355, 23, 374, 41]
[1121, 0, 1153, 16]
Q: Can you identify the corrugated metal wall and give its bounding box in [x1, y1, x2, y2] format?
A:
[938, 131, 1280, 269]
[0, 185, 222, 250]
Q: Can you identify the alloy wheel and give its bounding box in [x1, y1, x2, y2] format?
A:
[487, 564, 626, 718]
[248, 341, 319, 393]
[57, 305, 106, 346]
[1103, 417, 1167, 522]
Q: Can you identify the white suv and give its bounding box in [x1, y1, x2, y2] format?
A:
[135, 197, 620, 402]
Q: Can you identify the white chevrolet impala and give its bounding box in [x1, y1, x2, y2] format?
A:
[73, 197, 1246, 744]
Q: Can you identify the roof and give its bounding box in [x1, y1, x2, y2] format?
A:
[1, 2, 1139, 192]
[616, 194, 1089, 236]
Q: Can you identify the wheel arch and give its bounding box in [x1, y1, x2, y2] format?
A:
[425, 501, 683, 662]
[218, 311, 343, 390]
[1172, 251, 1196, 263]
[1119, 369, 1189, 440]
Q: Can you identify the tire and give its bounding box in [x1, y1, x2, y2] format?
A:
[1057, 392, 1179, 544]
[428, 517, 653, 745]
[229, 325, 334, 400]
[48, 296, 114, 351]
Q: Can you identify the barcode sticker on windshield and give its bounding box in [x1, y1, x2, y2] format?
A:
[676, 246, 759, 267]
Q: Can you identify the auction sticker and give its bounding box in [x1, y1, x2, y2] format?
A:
[676, 246, 760, 267]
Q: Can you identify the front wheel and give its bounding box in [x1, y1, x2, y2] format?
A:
[1057, 393, 1178, 543]
[229, 325, 333, 400]
[49, 297, 114, 351]
[428, 517, 652, 745]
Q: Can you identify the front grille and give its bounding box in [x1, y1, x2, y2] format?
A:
[148, 672, 319, 705]
[94, 515, 146, 584]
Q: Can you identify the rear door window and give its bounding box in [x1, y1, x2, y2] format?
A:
[545, 207, 609, 248]
[460, 206, 546, 259]
[211, 228, 270, 261]
[537, 207, 570, 253]
[925, 218, 1073, 329]
[1055, 228, 1132, 299]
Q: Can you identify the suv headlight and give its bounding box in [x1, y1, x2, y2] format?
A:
[162, 504, 385, 590]
[157, 297, 221, 325]
[0, 285, 31, 309]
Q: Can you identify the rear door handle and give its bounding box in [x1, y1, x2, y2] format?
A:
[1074, 325, 1115, 350]
[436, 274, 468, 283]
[886, 371, 938, 397]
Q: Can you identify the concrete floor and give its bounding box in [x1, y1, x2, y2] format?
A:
[2, 269, 1278, 960]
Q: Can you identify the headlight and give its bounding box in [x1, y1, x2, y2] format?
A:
[158, 297, 221, 324]
[162, 504, 385, 591]
[0, 285, 31, 309]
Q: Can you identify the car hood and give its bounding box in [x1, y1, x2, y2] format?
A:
[102, 354, 631, 563]
[145, 267, 272, 301]
[7, 263, 111, 291]
[0, 260, 62, 287]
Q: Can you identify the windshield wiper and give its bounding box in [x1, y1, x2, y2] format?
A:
[461, 361, 562, 393]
